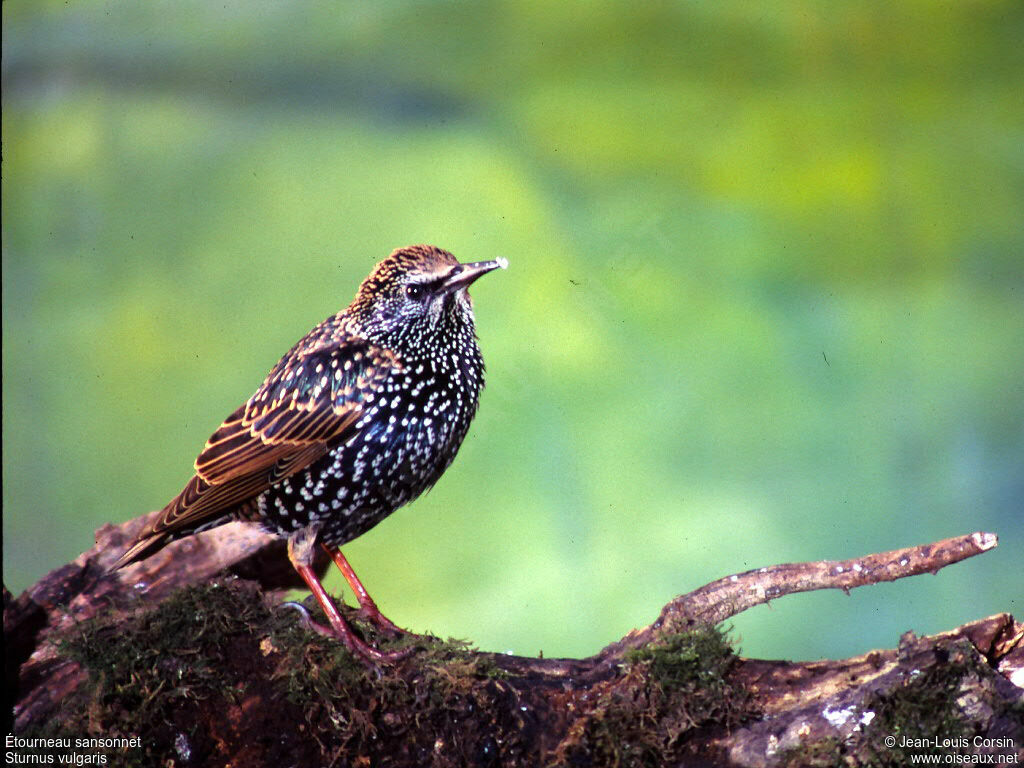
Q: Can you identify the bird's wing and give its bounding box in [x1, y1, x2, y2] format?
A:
[112, 333, 401, 568]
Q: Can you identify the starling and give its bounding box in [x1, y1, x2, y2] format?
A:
[113, 245, 507, 660]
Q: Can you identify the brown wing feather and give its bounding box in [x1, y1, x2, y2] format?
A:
[111, 332, 400, 570]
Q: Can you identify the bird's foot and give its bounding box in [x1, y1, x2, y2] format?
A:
[322, 544, 406, 638]
[289, 530, 415, 664]
[280, 601, 416, 664]
[356, 603, 407, 638]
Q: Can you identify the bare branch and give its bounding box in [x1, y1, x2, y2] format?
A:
[592, 531, 998, 665]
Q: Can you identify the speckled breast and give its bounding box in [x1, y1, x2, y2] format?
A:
[253, 352, 483, 546]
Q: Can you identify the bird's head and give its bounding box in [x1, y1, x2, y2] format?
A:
[349, 245, 507, 350]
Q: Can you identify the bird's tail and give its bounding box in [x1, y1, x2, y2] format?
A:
[108, 531, 173, 573]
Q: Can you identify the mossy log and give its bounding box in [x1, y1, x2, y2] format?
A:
[5, 521, 1022, 767]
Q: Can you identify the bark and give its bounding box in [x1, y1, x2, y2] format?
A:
[5, 523, 1022, 767]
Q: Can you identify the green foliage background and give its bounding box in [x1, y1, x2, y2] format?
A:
[4, 1, 1022, 663]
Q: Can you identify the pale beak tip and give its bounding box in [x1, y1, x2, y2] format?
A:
[495, 257, 509, 270]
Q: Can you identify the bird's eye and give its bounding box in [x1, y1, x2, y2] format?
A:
[405, 284, 425, 300]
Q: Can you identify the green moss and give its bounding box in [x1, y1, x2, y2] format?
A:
[778, 639, 1018, 768]
[855, 641, 985, 767]
[23, 587, 768, 767]
[777, 736, 849, 768]
[267, 615, 522, 765]
[62, 580, 270, 703]
[625, 623, 740, 701]
[555, 625, 751, 767]
[39, 580, 291, 766]
[27, 579, 532, 766]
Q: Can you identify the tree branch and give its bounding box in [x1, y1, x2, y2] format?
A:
[6, 524, 1021, 767]
[596, 531, 1000, 662]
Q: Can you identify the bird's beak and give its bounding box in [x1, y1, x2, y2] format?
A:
[441, 258, 509, 293]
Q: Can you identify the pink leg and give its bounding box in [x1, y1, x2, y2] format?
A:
[287, 528, 411, 663]
[323, 544, 404, 636]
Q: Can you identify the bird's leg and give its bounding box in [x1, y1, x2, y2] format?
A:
[286, 527, 412, 663]
[322, 544, 405, 637]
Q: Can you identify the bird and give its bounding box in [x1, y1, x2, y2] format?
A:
[112, 245, 507, 661]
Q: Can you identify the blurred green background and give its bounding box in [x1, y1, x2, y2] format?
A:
[3, 1, 1022, 664]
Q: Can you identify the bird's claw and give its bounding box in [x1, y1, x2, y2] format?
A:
[279, 600, 417, 663]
